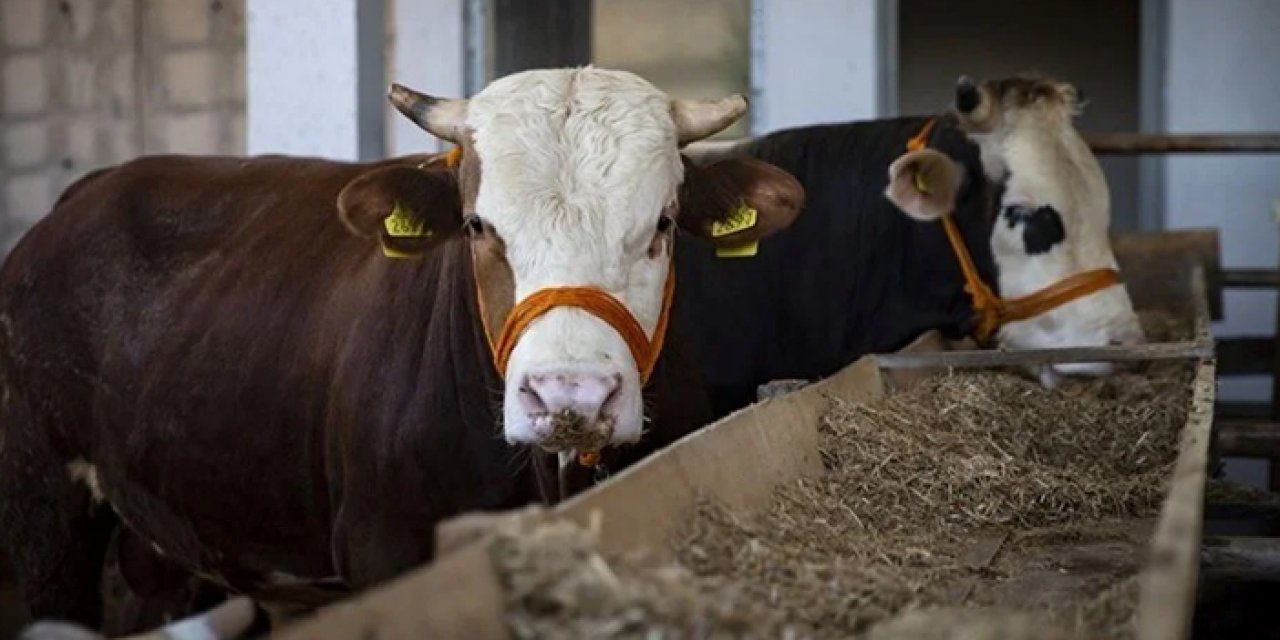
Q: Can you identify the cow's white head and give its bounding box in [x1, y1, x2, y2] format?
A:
[888, 75, 1144, 386]
[338, 68, 803, 452]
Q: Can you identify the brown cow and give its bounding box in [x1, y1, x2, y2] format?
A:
[0, 67, 804, 630]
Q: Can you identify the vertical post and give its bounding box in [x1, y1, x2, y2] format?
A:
[1139, 0, 1168, 232]
[1271, 204, 1280, 491]
[490, 0, 591, 79]
[246, 0, 384, 160]
[750, 0, 886, 135]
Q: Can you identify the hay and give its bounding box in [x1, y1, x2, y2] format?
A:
[495, 310, 1195, 638]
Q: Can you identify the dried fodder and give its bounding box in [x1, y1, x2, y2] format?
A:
[491, 520, 790, 640]
[495, 309, 1195, 638]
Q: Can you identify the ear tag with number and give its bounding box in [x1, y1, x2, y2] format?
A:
[913, 170, 930, 194]
[713, 201, 759, 259]
[380, 202, 431, 259]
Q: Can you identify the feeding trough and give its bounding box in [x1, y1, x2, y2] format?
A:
[269, 229, 1218, 640]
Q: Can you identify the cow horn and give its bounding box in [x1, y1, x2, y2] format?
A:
[672, 95, 749, 146]
[388, 83, 468, 144]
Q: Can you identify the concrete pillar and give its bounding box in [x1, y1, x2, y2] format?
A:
[246, 0, 384, 160]
[491, 0, 591, 79]
[389, 0, 466, 156]
[750, 0, 892, 135]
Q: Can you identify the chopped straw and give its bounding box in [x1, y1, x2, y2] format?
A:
[493, 311, 1195, 639]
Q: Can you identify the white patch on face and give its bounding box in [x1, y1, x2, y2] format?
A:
[975, 106, 1144, 371]
[65, 457, 105, 504]
[465, 68, 682, 448]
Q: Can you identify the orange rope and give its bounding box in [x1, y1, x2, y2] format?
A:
[940, 215, 1004, 340]
[908, 119, 1121, 340]
[490, 268, 676, 384]
[906, 118, 936, 153]
[444, 145, 463, 169]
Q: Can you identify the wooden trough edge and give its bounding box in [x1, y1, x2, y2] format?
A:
[1137, 263, 1216, 640]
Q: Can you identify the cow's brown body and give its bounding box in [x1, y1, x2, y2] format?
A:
[0, 154, 712, 627]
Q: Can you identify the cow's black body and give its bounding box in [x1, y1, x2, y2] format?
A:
[675, 116, 999, 415]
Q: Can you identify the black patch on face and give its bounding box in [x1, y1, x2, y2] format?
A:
[1002, 204, 1066, 255]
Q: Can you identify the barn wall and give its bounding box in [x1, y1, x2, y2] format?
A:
[0, 0, 245, 251]
[1163, 0, 1280, 401]
[1162, 0, 1280, 486]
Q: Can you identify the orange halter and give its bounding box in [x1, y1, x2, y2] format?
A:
[441, 146, 675, 384]
[905, 119, 1121, 341]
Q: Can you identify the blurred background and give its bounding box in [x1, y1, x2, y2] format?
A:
[0, 0, 1278, 485]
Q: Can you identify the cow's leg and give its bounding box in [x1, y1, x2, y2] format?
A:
[0, 387, 114, 627]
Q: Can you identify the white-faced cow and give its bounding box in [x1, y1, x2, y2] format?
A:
[678, 74, 1143, 413]
[0, 67, 802, 630]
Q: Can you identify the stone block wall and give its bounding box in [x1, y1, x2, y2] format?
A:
[0, 0, 245, 251]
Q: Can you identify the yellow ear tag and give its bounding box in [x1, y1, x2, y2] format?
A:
[710, 202, 758, 238]
[716, 242, 759, 258]
[383, 202, 431, 239]
[380, 202, 431, 259]
[711, 202, 759, 259]
[913, 170, 930, 194]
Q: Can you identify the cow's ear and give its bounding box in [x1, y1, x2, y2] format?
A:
[338, 166, 463, 258]
[678, 156, 804, 249]
[885, 148, 963, 221]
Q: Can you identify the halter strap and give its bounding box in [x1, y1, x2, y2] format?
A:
[907, 118, 1122, 340]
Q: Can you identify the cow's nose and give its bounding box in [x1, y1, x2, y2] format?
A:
[519, 371, 621, 423]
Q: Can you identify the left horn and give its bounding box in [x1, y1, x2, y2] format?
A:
[388, 83, 468, 144]
[672, 95, 749, 146]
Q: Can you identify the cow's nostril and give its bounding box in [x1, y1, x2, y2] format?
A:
[523, 370, 620, 422]
[518, 379, 547, 414]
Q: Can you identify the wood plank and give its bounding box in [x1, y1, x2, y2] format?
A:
[1217, 401, 1273, 420]
[555, 355, 886, 558]
[1218, 336, 1275, 376]
[1111, 229, 1222, 320]
[1085, 132, 1280, 154]
[873, 340, 1212, 371]
[1222, 268, 1280, 289]
[1216, 419, 1280, 458]
[272, 542, 510, 640]
[1200, 536, 1280, 583]
[1136, 358, 1216, 640]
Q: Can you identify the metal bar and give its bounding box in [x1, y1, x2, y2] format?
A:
[1222, 268, 1280, 289]
[873, 340, 1213, 370]
[1085, 132, 1280, 154]
[1200, 536, 1280, 582]
[1216, 419, 1280, 459]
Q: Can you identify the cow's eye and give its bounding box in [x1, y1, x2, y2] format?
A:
[464, 215, 485, 237]
[656, 215, 674, 234]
